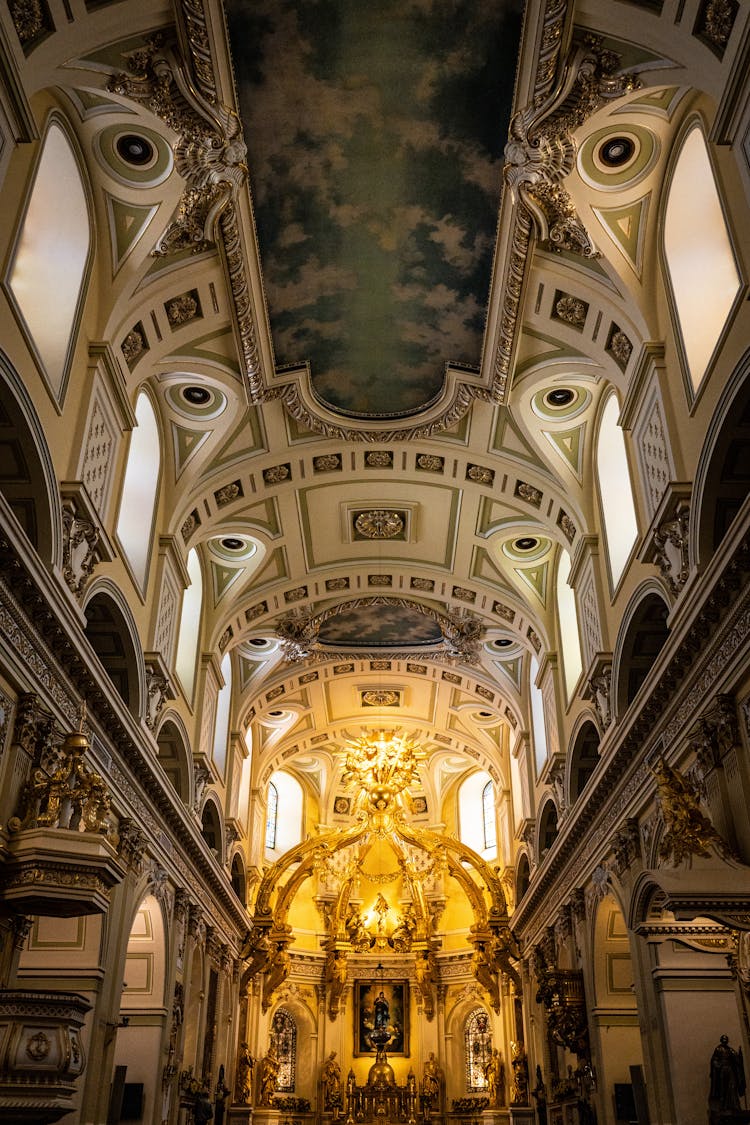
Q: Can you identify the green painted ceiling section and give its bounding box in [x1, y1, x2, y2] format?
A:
[226, 0, 523, 418]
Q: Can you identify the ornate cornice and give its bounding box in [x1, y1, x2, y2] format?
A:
[0, 513, 247, 942]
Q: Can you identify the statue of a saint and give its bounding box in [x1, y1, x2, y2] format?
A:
[234, 1042, 254, 1106]
[422, 1052, 442, 1105]
[484, 1048, 505, 1108]
[259, 1044, 280, 1107]
[709, 1034, 746, 1118]
[510, 1041, 529, 1106]
[323, 1050, 342, 1110]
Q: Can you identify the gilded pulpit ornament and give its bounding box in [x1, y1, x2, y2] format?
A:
[354, 510, 404, 540]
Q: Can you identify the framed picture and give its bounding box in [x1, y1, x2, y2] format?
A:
[354, 979, 409, 1056]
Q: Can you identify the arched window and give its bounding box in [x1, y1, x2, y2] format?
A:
[596, 394, 638, 589]
[265, 771, 304, 857]
[516, 854, 530, 903]
[465, 1008, 491, 1092]
[529, 655, 548, 776]
[116, 391, 160, 590]
[212, 651, 232, 777]
[556, 549, 582, 701]
[8, 120, 91, 398]
[458, 771, 496, 859]
[664, 124, 741, 394]
[482, 781, 497, 856]
[271, 1008, 296, 1092]
[265, 781, 279, 850]
[231, 854, 246, 906]
[175, 548, 203, 701]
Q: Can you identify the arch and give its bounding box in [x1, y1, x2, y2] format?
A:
[155, 715, 192, 804]
[175, 546, 204, 702]
[537, 799, 559, 859]
[515, 853, 530, 904]
[693, 355, 750, 567]
[115, 388, 162, 592]
[0, 349, 60, 565]
[464, 1006, 492, 1092]
[200, 795, 224, 863]
[613, 587, 670, 717]
[7, 114, 93, 400]
[458, 770, 497, 860]
[663, 120, 741, 395]
[590, 895, 643, 1113]
[82, 582, 144, 716]
[230, 852, 247, 905]
[265, 771, 304, 858]
[568, 720, 600, 805]
[112, 892, 168, 1125]
[595, 391, 639, 590]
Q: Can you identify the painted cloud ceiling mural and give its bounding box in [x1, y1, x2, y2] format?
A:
[227, 0, 523, 417]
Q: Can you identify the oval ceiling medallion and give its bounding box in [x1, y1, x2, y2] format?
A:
[578, 124, 659, 191]
[94, 123, 173, 187]
[208, 535, 257, 563]
[167, 383, 227, 421]
[502, 535, 551, 563]
[531, 385, 591, 422]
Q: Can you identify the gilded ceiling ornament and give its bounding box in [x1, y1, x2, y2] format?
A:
[699, 0, 737, 49]
[515, 481, 543, 508]
[354, 510, 405, 540]
[214, 481, 242, 507]
[554, 294, 588, 328]
[108, 34, 248, 257]
[361, 690, 400, 707]
[121, 327, 145, 366]
[411, 577, 435, 592]
[557, 510, 576, 543]
[313, 454, 342, 472]
[166, 292, 199, 327]
[416, 454, 444, 472]
[466, 464, 494, 485]
[364, 451, 393, 468]
[608, 329, 633, 368]
[9, 0, 48, 46]
[263, 464, 291, 484]
[180, 508, 201, 542]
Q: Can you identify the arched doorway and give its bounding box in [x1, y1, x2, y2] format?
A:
[112, 893, 167, 1124]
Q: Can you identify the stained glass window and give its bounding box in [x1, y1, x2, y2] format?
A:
[271, 1007, 296, 1092]
[465, 1007, 491, 1092]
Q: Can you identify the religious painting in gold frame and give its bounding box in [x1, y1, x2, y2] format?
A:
[354, 979, 409, 1056]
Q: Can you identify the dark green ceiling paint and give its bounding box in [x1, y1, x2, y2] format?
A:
[226, 0, 522, 418]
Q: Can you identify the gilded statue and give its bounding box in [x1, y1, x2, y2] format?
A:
[510, 1041, 529, 1106]
[484, 1047, 505, 1108]
[234, 1042, 254, 1106]
[259, 1044, 280, 1107]
[390, 904, 416, 951]
[322, 1050, 342, 1110]
[422, 1052, 442, 1105]
[652, 756, 726, 865]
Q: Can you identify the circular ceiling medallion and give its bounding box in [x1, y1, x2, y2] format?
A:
[221, 537, 245, 551]
[531, 385, 591, 422]
[354, 509, 404, 539]
[493, 638, 513, 648]
[578, 124, 658, 191]
[182, 385, 211, 405]
[514, 536, 539, 552]
[599, 135, 635, 167]
[115, 133, 155, 167]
